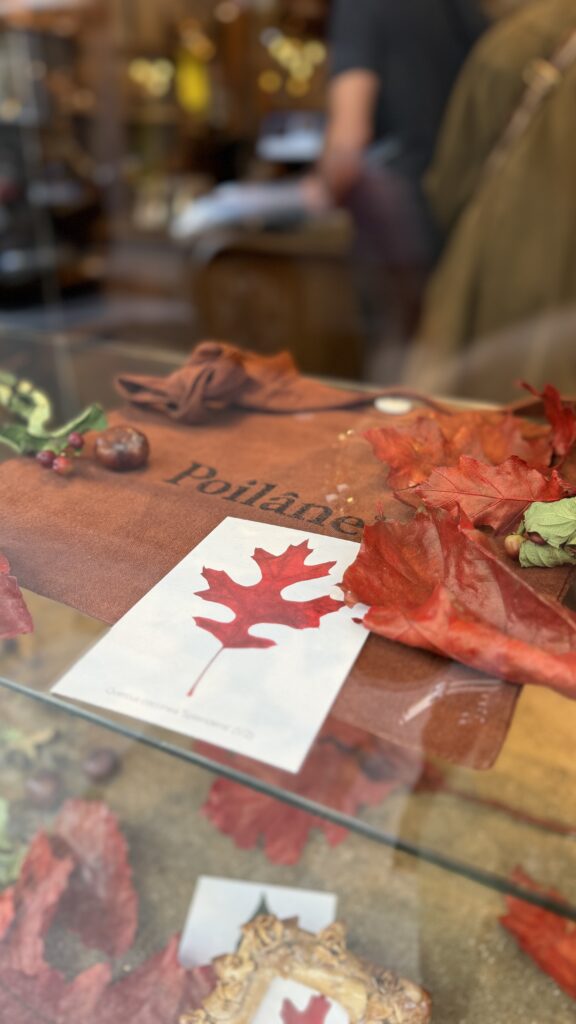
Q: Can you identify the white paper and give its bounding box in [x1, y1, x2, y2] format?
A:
[253, 979, 349, 1023]
[53, 518, 367, 773]
[178, 877, 337, 968]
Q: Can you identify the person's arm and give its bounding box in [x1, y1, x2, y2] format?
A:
[320, 71, 379, 200]
[318, 0, 382, 201]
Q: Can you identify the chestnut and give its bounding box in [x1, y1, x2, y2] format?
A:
[95, 426, 149, 471]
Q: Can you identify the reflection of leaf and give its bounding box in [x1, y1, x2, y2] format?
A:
[414, 457, 572, 534]
[0, 800, 24, 889]
[0, 799, 215, 1022]
[246, 893, 273, 924]
[0, 728, 57, 760]
[51, 800, 138, 958]
[282, 994, 331, 1024]
[501, 868, 576, 1000]
[343, 509, 576, 695]
[200, 722, 422, 865]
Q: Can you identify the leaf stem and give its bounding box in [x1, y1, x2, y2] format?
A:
[188, 646, 223, 697]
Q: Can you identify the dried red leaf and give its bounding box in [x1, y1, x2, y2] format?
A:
[0, 963, 111, 1024]
[0, 553, 33, 640]
[522, 382, 576, 459]
[0, 799, 215, 1024]
[501, 868, 576, 1000]
[0, 831, 75, 975]
[199, 726, 421, 865]
[91, 937, 215, 1024]
[51, 800, 138, 958]
[343, 510, 576, 695]
[282, 994, 332, 1024]
[365, 409, 552, 495]
[413, 456, 572, 534]
[194, 541, 343, 650]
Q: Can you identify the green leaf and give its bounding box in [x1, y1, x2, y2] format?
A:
[0, 404, 108, 455]
[519, 540, 576, 569]
[523, 498, 576, 549]
[0, 798, 25, 887]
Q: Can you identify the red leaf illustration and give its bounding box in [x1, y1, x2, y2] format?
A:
[0, 553, 33, 640]
[282, 994, 331, 1024]
[343, 510, 576, 696]
[190, 542, 343, 695]
[522, 382, 576, 459]
[0, 800, 214, 1023]
[365, 409, 553, 495]
[413, 456, 573, 534]
[501, 869, 576, 1000]
[199, 723, 423, 865]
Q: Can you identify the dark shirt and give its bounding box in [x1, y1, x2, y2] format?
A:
[330, 0, 488, 177]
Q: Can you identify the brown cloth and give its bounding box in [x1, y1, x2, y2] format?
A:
[2, 398, 573, 772]
[115, 341, 380, 423]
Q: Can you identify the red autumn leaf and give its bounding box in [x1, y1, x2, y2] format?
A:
[501, 868, 576, 1000]
[90, 938, 215, 1024]
[413, 456, 573, 534]
[194, 541, 343, 650]
[0, 831, 75, 975]
[522, 381, 576, 459]
[0, 800, 215, 1024]
[51, 800, 138, 958]
[0, 553, 33, 640]
[0, 963, 111, 1024]
[282, 994, 332, 1024]
[199, 723, 422, 865]
[365, 409, 553, 494]
[343, 510, 576, 696]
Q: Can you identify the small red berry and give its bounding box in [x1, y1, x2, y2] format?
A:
[52, 454, 75, 477]
[36, 449, 56, 468]
[67, 431, 85, 451]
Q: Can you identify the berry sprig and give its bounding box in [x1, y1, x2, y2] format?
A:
[35, 431, 85, 478]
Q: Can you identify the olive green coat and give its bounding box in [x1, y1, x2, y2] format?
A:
[406, 0, 576, 401]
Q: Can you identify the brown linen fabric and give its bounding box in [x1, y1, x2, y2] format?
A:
[0, 401, 572, 770]
[115, 340, 381, 423]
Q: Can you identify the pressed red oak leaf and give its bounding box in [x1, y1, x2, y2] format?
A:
[501, 868, 576, 1001]
[365, 409, 553, 496]
[522, 382, 576, 460]
[282, 994, 332, 1024]
[194, 541, 343, 650]
[413, 456, 573, 534]
[198, 723, 423, 865]
[0, 553, 33, 640]
[51, 800, 138, 958]
[343, 510, 576, 696]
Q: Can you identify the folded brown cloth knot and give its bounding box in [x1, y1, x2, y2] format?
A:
[115, 341, 381, 423]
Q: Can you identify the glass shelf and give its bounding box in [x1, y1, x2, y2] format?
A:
[0, 682, 574, 1024]
[1, 326, 576, 928]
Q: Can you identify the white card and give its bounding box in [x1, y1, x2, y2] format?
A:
[178, 877, 337, 968]
[253, 979, 349, 1024]
[52, 518, 367, 773]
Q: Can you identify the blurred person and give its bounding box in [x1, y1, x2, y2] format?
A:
[318, 0, 488, 379]
[406, 0, 576, 399]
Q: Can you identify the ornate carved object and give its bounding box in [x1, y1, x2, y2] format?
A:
[181, 915, 431, 1024]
